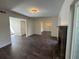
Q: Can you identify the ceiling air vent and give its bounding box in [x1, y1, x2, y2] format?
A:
[0, 10, 6, 14]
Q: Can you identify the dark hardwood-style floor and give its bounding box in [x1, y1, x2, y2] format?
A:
[0, 35, 58, 59]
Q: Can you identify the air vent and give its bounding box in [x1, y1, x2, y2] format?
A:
[0, 10, 6, 14]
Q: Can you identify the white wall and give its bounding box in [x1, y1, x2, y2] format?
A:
[27, 19, 35, 36]
[21, 21, 26, 35]
[58, 0, 74, 26]
[58, 0, 74, 59]
[33, 17, 58, 37]
[0, 14, 11, 48]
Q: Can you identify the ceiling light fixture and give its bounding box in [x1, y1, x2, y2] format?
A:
[30, 8, 40, 14]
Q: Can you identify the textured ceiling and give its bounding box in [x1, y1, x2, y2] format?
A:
[0, 0, 65, 17]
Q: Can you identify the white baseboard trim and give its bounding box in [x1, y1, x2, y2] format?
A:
[0, 42, 11, 48]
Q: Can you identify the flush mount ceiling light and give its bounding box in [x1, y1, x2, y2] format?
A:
[29, 8, 40, 14]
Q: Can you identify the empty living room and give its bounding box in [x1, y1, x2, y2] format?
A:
[0, 0, 79, 59]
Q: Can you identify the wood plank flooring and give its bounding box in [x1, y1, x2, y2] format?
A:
[0, 34, 58, 59]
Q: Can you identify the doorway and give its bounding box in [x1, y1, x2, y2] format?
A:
[9, 17, 27, 36]
[9, 17, 27, 45]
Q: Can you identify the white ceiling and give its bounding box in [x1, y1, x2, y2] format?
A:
[0, 0, 65, 17]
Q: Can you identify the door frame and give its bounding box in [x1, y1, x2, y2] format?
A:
[70, 0, 79, 59]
